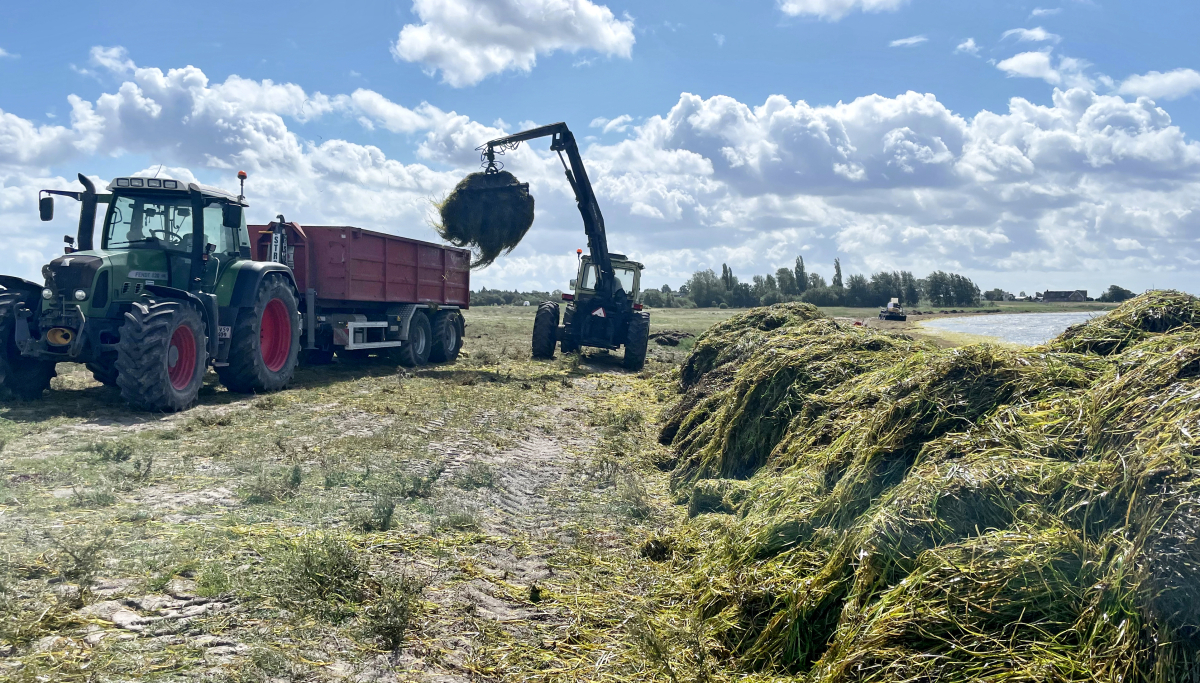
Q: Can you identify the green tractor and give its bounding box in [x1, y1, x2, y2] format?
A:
[0, 172, 300, 410]
[538, 251, 647, 369]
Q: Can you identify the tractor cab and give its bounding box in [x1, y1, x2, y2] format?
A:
[572, 253, 643, 303]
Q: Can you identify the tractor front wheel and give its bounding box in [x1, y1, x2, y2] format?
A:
[559, 306, 577, 354]
[623, 311, 650, 371]
[0, 290, 56, 399]
[115, 299, 208, 411]
[532, 302, 558, 359]
[217, 277, 300, 393]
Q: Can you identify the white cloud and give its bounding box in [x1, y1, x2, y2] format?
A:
[1118, 69, 1200, 101]
[1002, 27, 1061, 43]
[778, 0, 907, 21]
[1030, 7, 1062, 17]
[890, 35, 928, 48]
[714, 33, 725, 47]
[996, 49, 1093, 88]
[3, 50, 1200, 294]
[392, 0, 635, 87]
[590, 114, 633, 134]
[0, 48, 16, 59]
[955, 38, 980, 56]
[90, 46, 135, 74]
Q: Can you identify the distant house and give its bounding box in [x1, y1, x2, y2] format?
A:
[1043, 290, 1087, 302]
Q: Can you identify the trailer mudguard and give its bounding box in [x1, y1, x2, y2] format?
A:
[0, 275, 42, 295]
[143, 285, 219, 360]
[223, 261, 297, 309]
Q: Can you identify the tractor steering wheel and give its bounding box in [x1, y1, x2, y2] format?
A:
[148, 229, 183, 246]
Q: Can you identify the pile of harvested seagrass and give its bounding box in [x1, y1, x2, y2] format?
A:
[435, 171, 534, 268]
[653, 291, 1200, 682]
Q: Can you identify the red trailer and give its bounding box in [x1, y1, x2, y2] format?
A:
[249, 221, 470, 366]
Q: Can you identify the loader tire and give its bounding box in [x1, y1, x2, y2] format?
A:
[217, 276, 300, 393]
[623, 311, 650, 371]
[559, 306, 577, 354]
[115, 298, 207, 411]
[396, 311, 431, 367]
[0, 291, 56, 400]
[532, 302, 558, 360]
[429, 311, 463, 363]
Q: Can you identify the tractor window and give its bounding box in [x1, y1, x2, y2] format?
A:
[105, 194, 193, 252]
[202, 204, 233, 253]
[614, 266, 637, 295]
[579, 264, 599, 290]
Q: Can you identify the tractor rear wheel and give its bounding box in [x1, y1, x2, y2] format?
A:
[217, 276, 300, 393]
[0, 290, 56, 399]
[429, 311, 463, 363]
[115, 299, 208, 411]
[87, 352, 119, 386]
[532, 302, 558, 359]
[396, 311, 432, 367]
[623, 311, 650, 371]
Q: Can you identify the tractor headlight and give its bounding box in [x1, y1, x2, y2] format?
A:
[74, 289, 87, 301]
[42, 288, 53, 300]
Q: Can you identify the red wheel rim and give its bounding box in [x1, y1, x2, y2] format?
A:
[260, 298, 291, 372]
[168, 324, 197, 390]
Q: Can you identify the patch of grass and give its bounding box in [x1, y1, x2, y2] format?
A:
[71, 485, 117, 508]
[196, 562, 232, 597]
[353, 494, 397, 532]
[272, 532, 364, 619]
[241, 464, 302, 504]
[616, 473, 653, 520]
[80, 439, 135, 462]
[451, 461, 496, 490]
[363, 572, 425, 650]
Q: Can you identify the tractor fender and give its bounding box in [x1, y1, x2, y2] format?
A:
[227, 262, 298, 309]
[143, 285, 219, 360]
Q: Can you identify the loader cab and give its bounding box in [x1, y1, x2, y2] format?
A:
[573, 254, 643, 302]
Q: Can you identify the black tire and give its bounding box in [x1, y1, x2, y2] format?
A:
[0, 291, 56, 400]
[115, 299, 208, 411]
[87, 358, 118, 386]
[623, 311, 650, 371]
[217, 276, 300, 393]
[532, 302, 558, 359]
[429, 311, 463, 363]
[559, 306, 577, 354]
[396, 311, 432, 367]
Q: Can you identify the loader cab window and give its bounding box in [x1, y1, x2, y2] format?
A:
[613, 266, 638, 296]
[105, 194, 194, 252]
[579, 263, 600, 291]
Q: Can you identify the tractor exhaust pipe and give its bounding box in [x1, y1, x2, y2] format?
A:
[76, 173, 97, 252]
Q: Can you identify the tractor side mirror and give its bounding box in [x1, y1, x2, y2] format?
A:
[222, 204, 241, 228]
[206, 243, 217, 254]
[569, 279, 577, 289]
[39, 196, 53, 222]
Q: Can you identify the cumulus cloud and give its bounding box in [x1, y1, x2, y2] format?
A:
[392, 0, 635, 87]
[997, 49, 1093, 88]
[890, 35, 928, 48]
[955, 39, 980, 56]
[590, 115, 633, 134]
[0, 48, 16, 59]
[3, 49, 1200, 293]
[778, 0, 907, 21]
[1118, 68, 1200, 101]
[1030, 7, 1061, 17]
[1002, 27, 1061, 43]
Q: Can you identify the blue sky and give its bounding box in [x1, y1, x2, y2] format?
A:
[2, 0, 1199, 295]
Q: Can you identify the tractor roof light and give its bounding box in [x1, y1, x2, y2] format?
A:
[74, 289, 87, 301]
[42, 288, 53, 300]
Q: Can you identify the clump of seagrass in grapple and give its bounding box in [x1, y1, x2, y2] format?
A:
[640, 291, 1200, 682]
[435, 171, 534, 268]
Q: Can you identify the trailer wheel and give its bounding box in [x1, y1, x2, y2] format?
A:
[115, 299, 208, 411]
[396, 311, 431, 367]
[217, 276, 300, 393]
[623, 311, 650, 371]
[0, 290, 56, 400]
[531, 302, 558, 360]
[559, 306, 577, 354]
[429, 311, 462, 363]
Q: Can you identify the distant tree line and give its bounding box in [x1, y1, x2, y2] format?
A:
[644, 256, 982, 309]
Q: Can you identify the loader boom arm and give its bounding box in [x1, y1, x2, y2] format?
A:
[482, 123, 615, 297]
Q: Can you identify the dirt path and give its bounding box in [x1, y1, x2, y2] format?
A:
[0, 341, 678, 682]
